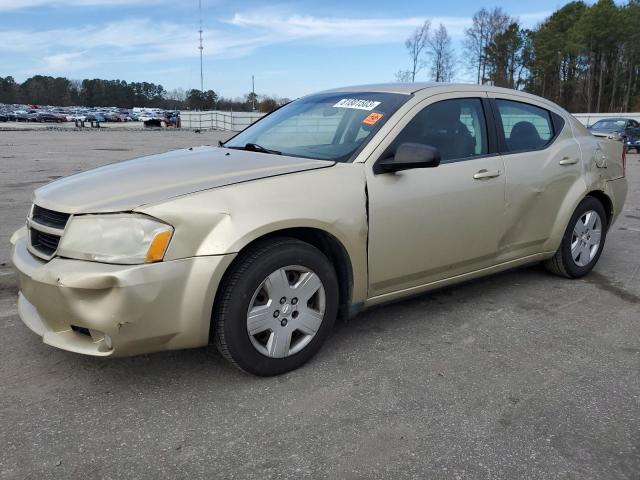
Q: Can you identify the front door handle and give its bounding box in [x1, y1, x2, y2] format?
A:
[559, 156, 578, 165]
[473, 169, 501, 180]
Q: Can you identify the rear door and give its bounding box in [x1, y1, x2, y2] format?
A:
[488, 94, 584, 260]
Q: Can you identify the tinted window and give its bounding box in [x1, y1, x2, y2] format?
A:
[590, 119, 626, 132]
[389, 98, 488, 163]
[224, 92, 407, 162]
[496, 100, 553, 152]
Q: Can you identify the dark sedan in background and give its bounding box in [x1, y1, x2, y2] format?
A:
[36, 112, 64, 123]
[588, 117, 640, 152]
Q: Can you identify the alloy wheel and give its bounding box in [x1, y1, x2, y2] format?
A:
[571, 210, 602, 267]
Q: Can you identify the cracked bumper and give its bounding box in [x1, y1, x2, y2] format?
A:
[11, 230, 235, 357]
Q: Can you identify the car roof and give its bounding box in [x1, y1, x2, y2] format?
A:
[319, 82, 548, 95]
[317, 83, 564, 108]
[320, 82, 442, 94]
[592, 117, 630, 122]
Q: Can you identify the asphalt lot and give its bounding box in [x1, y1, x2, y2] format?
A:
[1, 129, 639, 479]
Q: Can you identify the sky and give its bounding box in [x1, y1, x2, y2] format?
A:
[0, 0, 575, 99]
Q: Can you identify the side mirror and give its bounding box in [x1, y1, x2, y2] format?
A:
[376, 143, 441, 173]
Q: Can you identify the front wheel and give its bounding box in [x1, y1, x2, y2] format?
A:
[213, 238, 338, 376]
[544, 197, 608, 278]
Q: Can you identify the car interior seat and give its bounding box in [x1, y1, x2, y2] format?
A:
[508, 121, 545, 151]
[421, 102, 476, 161]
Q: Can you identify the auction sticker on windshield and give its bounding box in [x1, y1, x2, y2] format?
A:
[363, 112, 384, 125]
[333, 99, 382, 111]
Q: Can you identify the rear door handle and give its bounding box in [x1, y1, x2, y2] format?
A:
[473, 169, 501, 180]
[559, 156, 578, 165]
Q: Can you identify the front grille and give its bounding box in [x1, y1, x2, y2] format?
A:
[27, 204, 70, 259]
[30, 228, 61, 256]
[32, 205, 70, 229]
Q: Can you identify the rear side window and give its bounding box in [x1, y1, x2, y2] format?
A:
[496, 99, 553, 152]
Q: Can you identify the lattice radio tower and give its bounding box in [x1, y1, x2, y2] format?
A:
[198, 0, 204, 92]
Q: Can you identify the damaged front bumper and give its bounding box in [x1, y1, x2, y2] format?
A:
[11, 228, 235, 357]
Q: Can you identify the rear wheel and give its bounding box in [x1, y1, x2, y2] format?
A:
[544, 197, 607, 278]
[213, 238, 338, 376]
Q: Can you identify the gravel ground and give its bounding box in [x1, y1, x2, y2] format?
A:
[1, 129, 639, 479]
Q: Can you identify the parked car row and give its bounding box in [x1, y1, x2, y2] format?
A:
[0, 103, 180, 125]
[0, 109, 63, 123]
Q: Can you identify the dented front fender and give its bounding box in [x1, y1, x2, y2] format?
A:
[138, 162, 370, 304]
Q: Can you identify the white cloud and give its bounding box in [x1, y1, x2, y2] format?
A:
[0, 0, 150, 11]
[228, 13, 425, 37]
[224, 10, 550, 45]
[43, 51, 89, 71]
[226, 13, 467, 44]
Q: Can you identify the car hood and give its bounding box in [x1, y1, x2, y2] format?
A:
[34, 146, 334, 213]
[589, 129, 620, 138]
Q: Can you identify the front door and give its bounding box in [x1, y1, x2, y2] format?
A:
[366, 94, 506, 298]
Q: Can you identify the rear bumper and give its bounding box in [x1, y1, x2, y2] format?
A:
[607, 177, 628, 226]
[11, 230, 235, 357]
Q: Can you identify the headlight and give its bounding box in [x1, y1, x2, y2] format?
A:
[57, 214, 173, 264]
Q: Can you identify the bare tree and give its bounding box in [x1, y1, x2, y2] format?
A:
[394, 69, 413, 82]
[402, 21, 431, 82]
[464, 8, 512, 84]
[69, 78, 82, 93]
[427, 24, 455, 82]
[166, 87, 187, 102]
[464, 8, 488, 83]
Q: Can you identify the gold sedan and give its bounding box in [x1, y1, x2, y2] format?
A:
[10, 84, 628, 375]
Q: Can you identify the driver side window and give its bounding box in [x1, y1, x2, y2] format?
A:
[389, 98, 488, 163]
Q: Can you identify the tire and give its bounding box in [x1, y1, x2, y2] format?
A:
[213, 237, 339, 376]
[544, 196, 608, 278]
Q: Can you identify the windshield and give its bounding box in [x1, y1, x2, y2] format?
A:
[224, 92, 408, 162]
[591, 119, 626, 131]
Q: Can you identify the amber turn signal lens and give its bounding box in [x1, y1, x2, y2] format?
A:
[145, 230, 172, 263]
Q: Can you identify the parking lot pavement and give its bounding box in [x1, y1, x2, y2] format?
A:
[1, 130, 639, 479]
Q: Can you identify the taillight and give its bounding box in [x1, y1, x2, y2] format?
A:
[622, 144, 626, 176]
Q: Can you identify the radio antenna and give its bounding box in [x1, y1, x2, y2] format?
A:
[198, 0, 204, 92]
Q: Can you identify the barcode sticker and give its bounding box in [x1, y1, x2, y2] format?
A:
[333, 99, 382, 111]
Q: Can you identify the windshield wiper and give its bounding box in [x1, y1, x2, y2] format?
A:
[244, 143, 282, 155]
[225, 143, 282, 155]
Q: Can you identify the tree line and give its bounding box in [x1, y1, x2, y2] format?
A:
[0, 75, 289, 112]
[398, 0, 640, 112]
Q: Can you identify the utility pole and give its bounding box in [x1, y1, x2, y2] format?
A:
[198, 0, 204, 93]
[251, 75, 255, 111]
